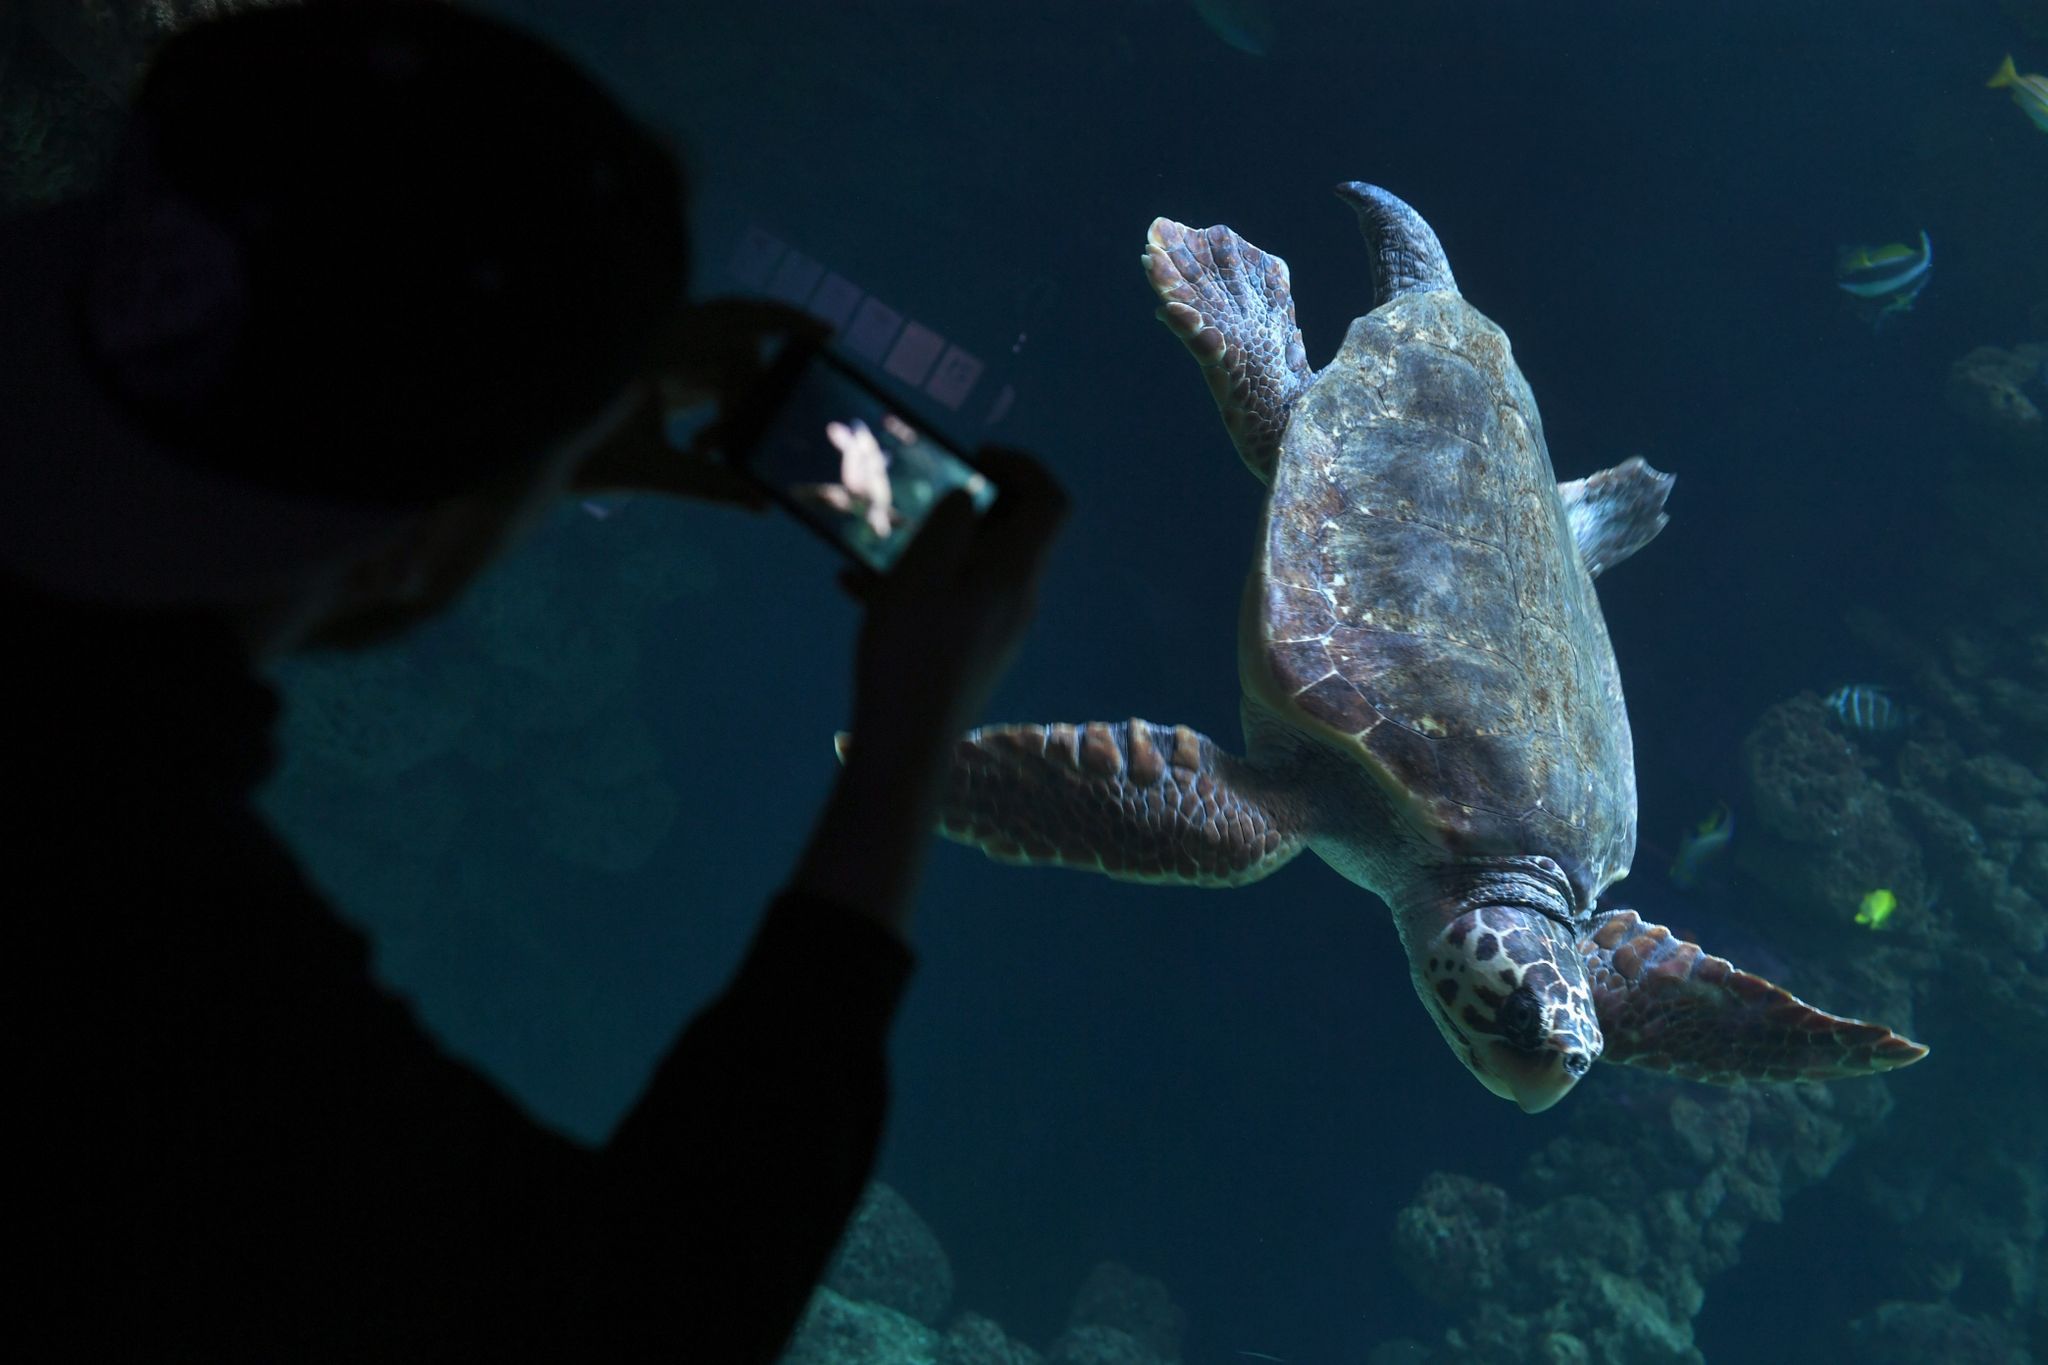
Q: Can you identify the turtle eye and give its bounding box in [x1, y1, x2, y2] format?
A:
[1495, 984, 1545, 1052]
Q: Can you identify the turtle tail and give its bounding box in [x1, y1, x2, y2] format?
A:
[1335, 182, 1457, 305]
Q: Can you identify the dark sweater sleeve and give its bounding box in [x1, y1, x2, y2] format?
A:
[573, 890, 916, 1362]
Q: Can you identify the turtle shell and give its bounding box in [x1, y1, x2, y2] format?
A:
[1241, 290, 1635, 908]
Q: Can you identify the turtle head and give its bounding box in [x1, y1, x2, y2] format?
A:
[1406, 901, 1604, 1113]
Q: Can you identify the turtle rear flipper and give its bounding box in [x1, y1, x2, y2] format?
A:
[1581, 910, 1928, 1083]
[1144, 219, 1312, 484]
[1557, 456, 1675, 578]
[930, 719, 1307, 887]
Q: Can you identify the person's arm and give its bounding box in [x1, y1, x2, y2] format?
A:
[790, 448, 1070, 938]
[571, 885, 911, 1363]
[560, 445, 1065, 1362]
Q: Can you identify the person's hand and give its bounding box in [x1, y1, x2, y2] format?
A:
[646, 295, 827, 421]
[568, 296, 826, 507]
[565, 380, 767, 507]
[792, 446, 1067, 935]
[841, 446, 1069, 766]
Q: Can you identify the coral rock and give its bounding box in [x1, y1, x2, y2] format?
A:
[1391, 1172, 1512, 1308]
[1846, 1300, 2031, 1365]
[1739, 697, 1928, 924]
[1044, 1324, 1170, 1365]
[1064, 1262, 1185, 1361]
[939, 1311, 1045, 1365]
[780, 1286, 938, 1365]
[1947, 344, 2047, 458]
[1957, 753, 2046, 806]
[825, 1182, 955, 1327]
[1381, 1080, 1880, 1365]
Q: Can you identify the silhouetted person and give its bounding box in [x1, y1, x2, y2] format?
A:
[1, 3, 1065, 1361]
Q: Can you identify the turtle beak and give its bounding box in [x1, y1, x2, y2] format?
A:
[1481, 1039, 1592, 1114]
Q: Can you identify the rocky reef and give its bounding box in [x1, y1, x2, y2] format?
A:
[780, 1182, 1186, 1365]
[1372, 1076, 1893, 1365]
[1802, 580, 2048, 1364]
[1947, 343, 2048, 461]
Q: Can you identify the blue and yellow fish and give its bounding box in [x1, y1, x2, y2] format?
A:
[1670, 802, 1734, 890]
[1988, 54, 2048, 132]
[1826, 684, 1912, 733]
[1835, 231, 1932, 318]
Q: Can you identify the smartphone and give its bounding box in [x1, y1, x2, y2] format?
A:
[719, 338, 998, 573]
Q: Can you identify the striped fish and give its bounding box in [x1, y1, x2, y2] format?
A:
[1988, 54, 2048, 133]
[1835, 231, 1931, 301]
[1826, 684, 1911, 733]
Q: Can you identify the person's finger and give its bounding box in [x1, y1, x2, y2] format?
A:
[970, 445, 1063, 500]
[882, 488, 978, 594]
[650, 296, 829, 394]
[836, 564, 882, 604]
[961, 448, 1069, 582]
[970, 448, 1069, 532]
[571, 403, 772, 509]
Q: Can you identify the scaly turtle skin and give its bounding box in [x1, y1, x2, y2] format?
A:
[927, 183, 1927, 1111]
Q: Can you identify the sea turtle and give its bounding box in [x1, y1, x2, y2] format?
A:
[933, 182, 1927, 1112]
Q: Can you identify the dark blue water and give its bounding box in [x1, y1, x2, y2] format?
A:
[259, 3, 2048, 1362]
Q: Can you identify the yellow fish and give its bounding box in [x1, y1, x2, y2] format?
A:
[1988, 54, 2048, 132]
[1855, 888, 1898, 929]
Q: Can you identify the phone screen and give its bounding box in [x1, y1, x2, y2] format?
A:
[736, 345, 995, 572]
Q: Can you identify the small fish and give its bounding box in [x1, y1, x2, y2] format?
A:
[1825, 684, 1912, 733]
[1669, 802, 1734, 890]
[1855, 887, 1898, 929]
[1987, 54, 2048, 133]
[1835, 231, 1932, 309]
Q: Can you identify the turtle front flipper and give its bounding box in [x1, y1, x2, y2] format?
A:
[936, 719, 1307, 887]
[1144, 219, 1312, 484]
[1557, 456, 1675, 578]
[1581, 909, 1928, 1083]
